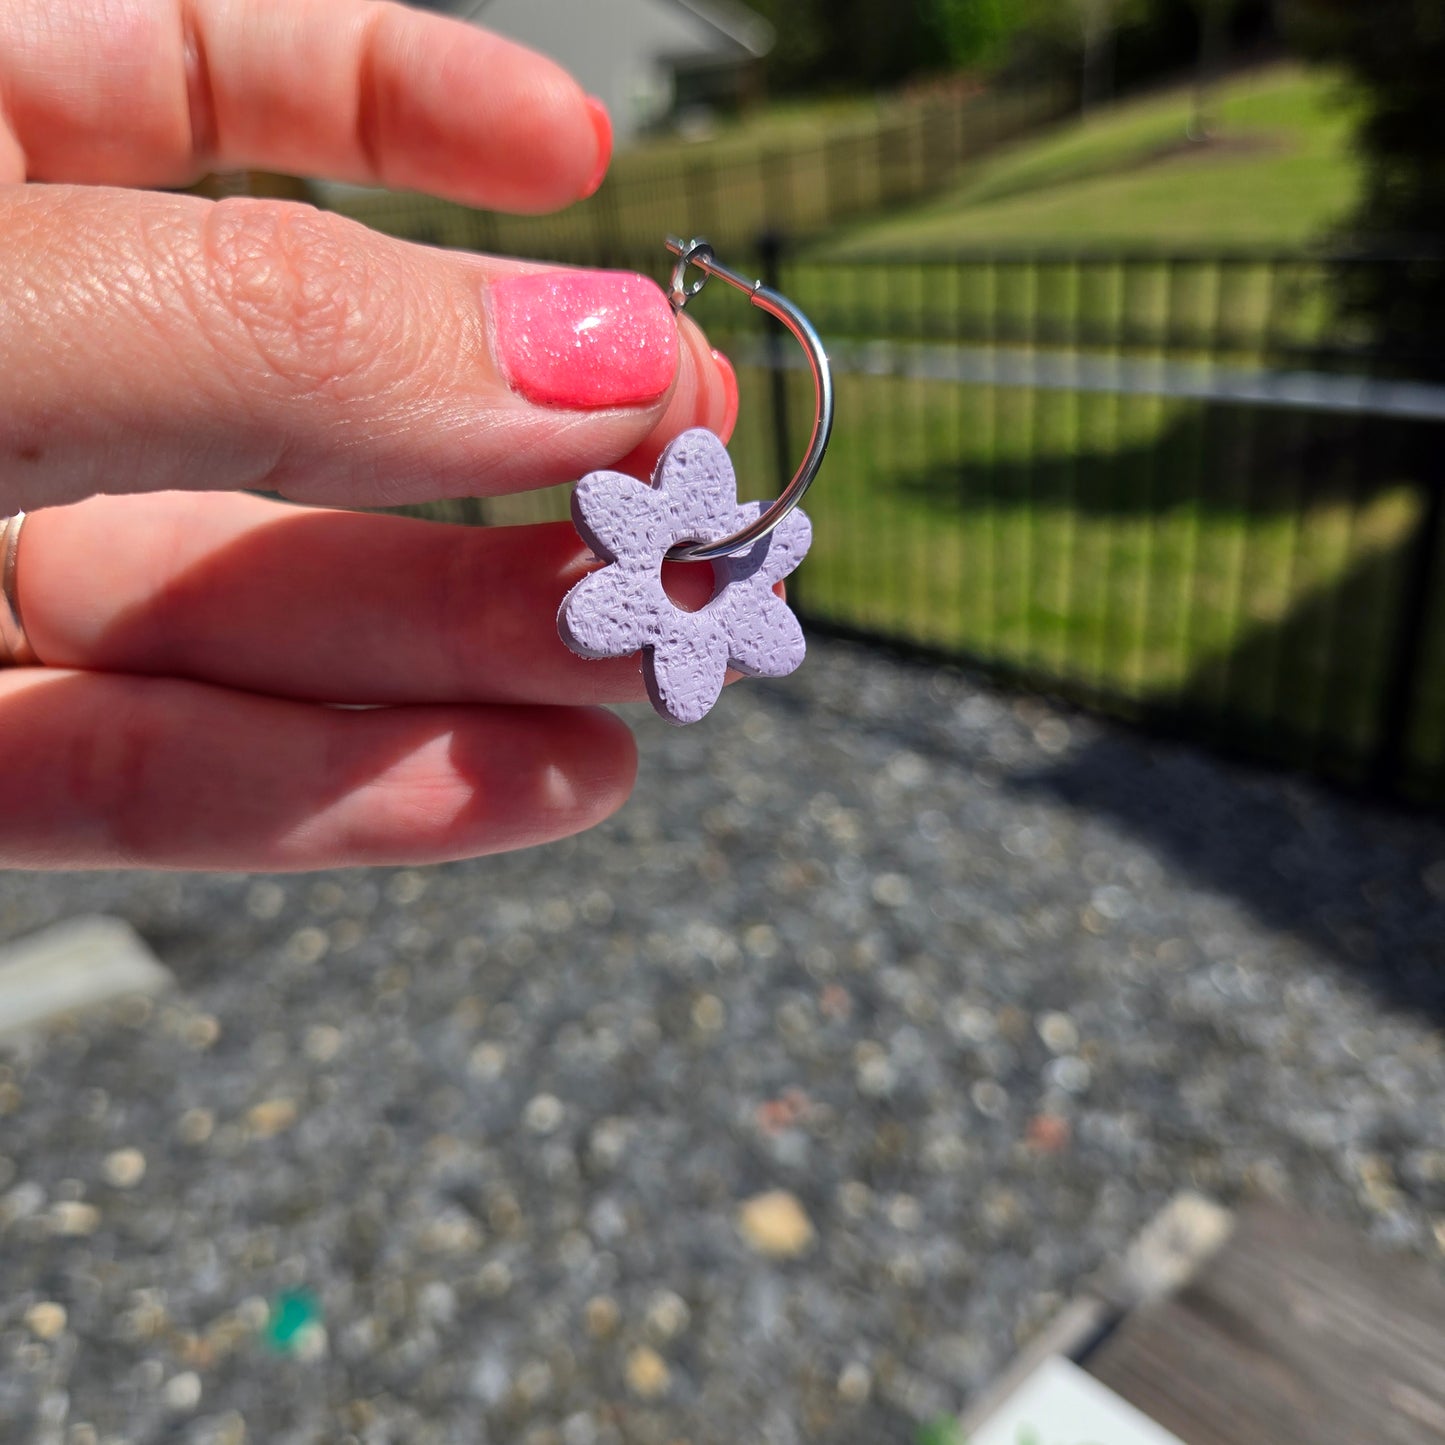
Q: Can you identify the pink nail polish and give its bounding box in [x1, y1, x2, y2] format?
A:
[582, 97, 612, 198]
[712, 348, 739, 441]
[490, 271, 677, 410]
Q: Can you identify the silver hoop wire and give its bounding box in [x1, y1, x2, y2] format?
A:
[663, 236, 833, 562]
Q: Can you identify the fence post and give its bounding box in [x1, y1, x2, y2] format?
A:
[1372, 431, 1445, 795]
[825, 134, 851, 225]
[924, 98, 950, 193]
[590, 176, 622, 267]
[762, 149, 790, 235]
[686, 162, 713, 244]
[757, 229, 795, 486]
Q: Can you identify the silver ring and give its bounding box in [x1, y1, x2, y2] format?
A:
[663, 235, 833, 562]
[0, 512, 39, 667]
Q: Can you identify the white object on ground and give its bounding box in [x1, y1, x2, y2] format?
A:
[970, 1355, 1186, 1445]
[0, 916, 171, 1038]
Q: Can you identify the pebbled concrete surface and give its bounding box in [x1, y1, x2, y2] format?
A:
[2, 637, 1443, 1445]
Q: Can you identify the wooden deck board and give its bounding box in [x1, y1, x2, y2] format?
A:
[1085, 1205, 1445, 1444]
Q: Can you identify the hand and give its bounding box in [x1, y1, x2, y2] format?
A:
[0, 0, 737, 871]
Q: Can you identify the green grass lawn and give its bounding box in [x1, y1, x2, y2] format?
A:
[824, 63, 1363, 255]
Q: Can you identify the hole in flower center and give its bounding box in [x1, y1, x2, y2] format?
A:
[660, 554, 723, 614]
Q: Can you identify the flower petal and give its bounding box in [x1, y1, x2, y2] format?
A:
[754, 508, 813, 585]
[716, 505, 812, 588]
[558, 566, 665, 658]
[653, 428, 740, 542]
[644, 624, 729, 724]
[572, 471, 666, 562]
[720, 590, 806, 678]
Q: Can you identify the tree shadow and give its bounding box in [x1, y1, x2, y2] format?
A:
[1003, 514, 1445, 1020]
[1005, 701, 1445, 1023]
[892, 397, 1418, 521]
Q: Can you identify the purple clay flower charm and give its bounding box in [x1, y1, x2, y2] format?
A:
[558, 427, 811, 724]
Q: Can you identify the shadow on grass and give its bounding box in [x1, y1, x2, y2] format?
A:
[891, 399, 1422, 521]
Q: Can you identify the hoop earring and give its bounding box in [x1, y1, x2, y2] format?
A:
[558, 236, 834, 725]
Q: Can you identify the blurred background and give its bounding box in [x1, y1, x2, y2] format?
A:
[5, 2, 1445, 1443]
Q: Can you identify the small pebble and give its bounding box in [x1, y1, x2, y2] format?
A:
[477, 1260, 513, 1298]
[523, 1093, 565, 1135]
[48, 1200, 100, 1236]
[946, 1001, 996, 1044]
[737, 1190, 815, 1259]
[245, 1099, 298, 1138]
[292, 1323, 328, 1362]
[886, 1194, 922, 1231]
[644, 1289, 691, 1342]
[184, 1015, 221, 1051]
[691, 994, 726, 1033]
[624, 1346, 671, 1400]
[420, 1209, 483, 1256]
[164, 1372, 203, 1412]
[25, 1301, 67, 1340]
[970, 1080, 1009, 1118]
[870, 873, 912, 907]
[177, 1109, 215, 1146]
[286, 927, 329, 965]
[246, 881, 285, 919]
[1025, 1115, 1072, 1154]
[418, 1281, 457, 1325]
[583, 1295, 620, 1339]
[190, 1410, 247, 1445]
[1036, 1011, 1079, 1055]
[386, 870, 428, 905]
[102, 1148, 146, 1189]
[515, 1359, 553, 1404]
[468, 1043, 508, 1082]
[837, 1361, 872, 1405]
[588, 1118, 632, 1170]
[304, 1025, 342, 1063]
[1045, 1056, 1091, 1094]
[854, 1042, 897, 1098]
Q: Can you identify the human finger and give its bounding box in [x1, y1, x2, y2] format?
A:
[0, 668, 636, 870]
[0, 0, 612, 210]
[19, 493, 738, 706]
[0, 186, 734, 514]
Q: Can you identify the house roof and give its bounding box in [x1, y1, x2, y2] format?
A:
[667, 0, 774, 57]
[460, 0, 774, 60]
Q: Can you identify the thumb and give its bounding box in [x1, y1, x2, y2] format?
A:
[0, 186, 734, 512]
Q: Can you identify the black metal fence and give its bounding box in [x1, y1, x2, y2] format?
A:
[408, 241, 1445, 806]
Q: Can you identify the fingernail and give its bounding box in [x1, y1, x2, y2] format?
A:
[490, 271, 677, 410]
[712, 348, 739, 441]
[582, 97, 612, 198]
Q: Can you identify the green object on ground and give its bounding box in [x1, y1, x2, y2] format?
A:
[264, 1290, 321, 1352]
[916, 1414, 967, 1445]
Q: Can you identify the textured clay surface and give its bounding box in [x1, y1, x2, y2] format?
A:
[558, 428, 811, 723]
